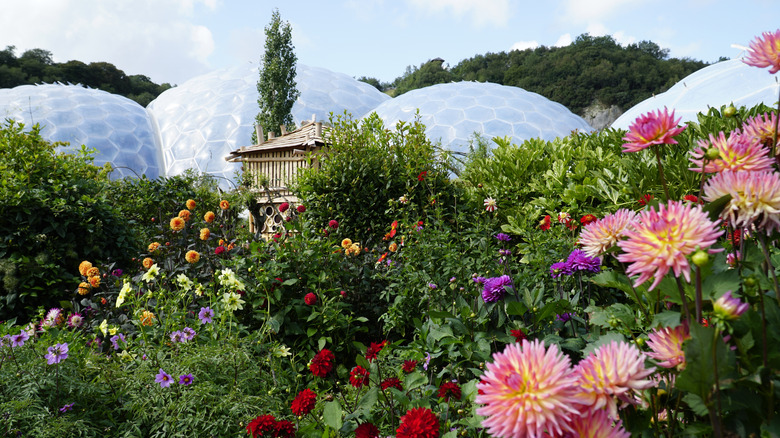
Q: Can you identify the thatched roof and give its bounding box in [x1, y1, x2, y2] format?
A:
[225, 120, 328, 162]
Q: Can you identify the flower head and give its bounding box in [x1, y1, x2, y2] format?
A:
[477, 339, 584, 438]
[77, 282, 90, 295]
[579, 209, 637, 258]
[219, 200, 229, 210]
[573, 340, 656, 419]
[198, 306, 214, 324]
[703, 170, 780, 235]
[396, 407, 439, 438]
[178, 209, 191, 221]
[617, 200, 723, 291]
[365, 340, 386, 362]
[222, 292, 245, 312]
[550, 261, 573, 278]
[742, 112, 779, 152]
[170, 217, 185, 231]
[291, 388, 317, 416]
[179, 373, 194, 386]
[481, 275, 512, 303]
[647, 324, 690, 370]
[279, 202, 289, 213]
[494, 232, 511, 242]
[349, 365, 370, 388]
[743, 29, 780, 74]
[10, 330, 30, 348]
[714, 291, 750, 321]
[580, 214, 598, 226]
[199, 228, 210, 241]
[182, 327, 196, 341]
[564, 408, 631, 438]
[185, 250, 200, 264]
[341, 238, 352, 249]
[417, 170, 427, 181]
[402, 360, 418, 373]
[438, 381, 461, 401]
[78, 260, 92, 276]
[310, 349, 335, 377]
[186, 199, 196, 210]
[689, 131, 774, 173]
[484, 197, 498, 212]
[304, 292, 317, 305]
[273, 420, 296, 437]
[510, 328, 527, 342]
[566, 249, 602, 273]
[45, 343, 69, 365]
[140, 310, 156, 326]
[204, 211, 215, 223]
[328, 219, 339, 229]
[59, 403, 75, 413]
[539, 214, 552, 231]
[88, 275, 100, 288]
[155, 369, 173, 388]
[622, 107, 686, 153]
[246, 414, 276, 437]
[66, 313, 84, 328]
[355, 422, 380, 438]
[142, 263, 160, 283]
[381, 377, 403, 391]
[110, 333, 126, 350]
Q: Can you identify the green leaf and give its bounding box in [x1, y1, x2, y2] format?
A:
[682, 393, 709, 416]
[322, 400, 342, 430]
[677, 323, 736, 398]
[356, 387, 378, 413]
[703, 194, 731, 223]
[505, 300, 527, 316]
[650, 311, 681, 328]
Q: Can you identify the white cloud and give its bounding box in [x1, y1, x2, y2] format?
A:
[405, 0, 511, 27]
[561, 0, 647, 25]
[612, 31, 636, 46]
[554, 33, 573, 47]
[510, 40, 539, 52]
[586, 22, 609, 37]
[0, 0, 217, 84]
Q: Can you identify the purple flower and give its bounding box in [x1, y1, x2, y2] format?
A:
[423, 352, 431, 370]
[112, 269, 123, 277]
[495, 233, 512, 242]
[549, 261, 573, 279]
[449, 277, 456, 282]
[179, 373, 194, 386]
[566, 249, 602, 273]
[170, 331, 186, 343]
[198, 307, 214, 324]
[482, 275, 513, 303]
[0, 335, 9, 348]
[10, 330, 29, 348]
[182, 327, 196, 341]
[428, 283, 437, 290]
[556, 313, 574, 323]
[59, 403, 75, 413]
[472, 276, 487, 285]
[499, 249, 511, 257]
[45, 343, 69, 365]
[110, 333, 126, 350]
[155, 369, 173, 388]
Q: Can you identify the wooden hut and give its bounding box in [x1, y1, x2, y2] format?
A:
[225, 119, 327, 237]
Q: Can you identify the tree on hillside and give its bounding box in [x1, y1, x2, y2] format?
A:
[253, 9, 299, 143]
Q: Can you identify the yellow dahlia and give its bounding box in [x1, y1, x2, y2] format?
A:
[170, 217, 185, 231]
[186, 199, 196, 210]
[689, 131, 774, 173]
[743, 29, 780, 74]
[78, 260, 92, 276]
[647, 324, 690, 370]
[573, 340, 656, 420]
[185, 250, 200, 264]
[703, 170, 780, 235]
[88, 275, 101, 288]
[578, 209, 637, 258]
[78, 282, 91, 295]
[204, 211, 215, 223]
[617, 200, 722, 290]
[199, 228, 210, 241]
[389, 242, 398, 252]
[346, 243, 361, 256]
[476, 339, 585, 438]
[86, 266, 100, 278]
[341, 238, 353, 249]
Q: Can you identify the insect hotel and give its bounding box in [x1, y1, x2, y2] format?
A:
[225, 119, 326, 238]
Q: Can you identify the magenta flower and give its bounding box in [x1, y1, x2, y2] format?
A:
[59, 403, 75, 413]
[742, 112, 779, 152]
[689, 131, 774, 173]
[713, 291, 749, 320]
[179, 373, 194, 386]
[198, 306, 214, 324]
[45, 343, 69, 365]
[476, 339, 585, 437]
[155, 369, 173, 388]
[579, 209, 637, 258]
[617, 200, 722, 291]
[743, 29, 780, 74]
[622, 107, 686, 153]
[703, 170, 780, 235]
[647, 324, 690, 370]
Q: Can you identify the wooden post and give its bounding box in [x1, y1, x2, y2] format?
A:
[280, 125, 287, 136]
[255, 125, 264, 144]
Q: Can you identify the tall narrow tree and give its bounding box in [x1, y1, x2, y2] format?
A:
[253, 9, 299, 143]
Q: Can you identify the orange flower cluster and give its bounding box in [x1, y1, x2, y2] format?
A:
[178, 209, 191, 222]
[140, 310, 156, 326]
[77, 260, 101, 295]
[148, 242, 161, 252]
[200, 228, 210, 241]
[142, 257, 154, 269]
[220, 200, 230, 210]
[204, 211, 215, 223]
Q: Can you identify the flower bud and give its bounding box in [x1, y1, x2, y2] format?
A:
[723, 105, 736, 117]
[705, 147, 721, 161]
[691, 250, 709, 267]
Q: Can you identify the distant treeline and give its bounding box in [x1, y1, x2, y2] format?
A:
[0, 46, 172, 107]
[359, 34, 716, 115]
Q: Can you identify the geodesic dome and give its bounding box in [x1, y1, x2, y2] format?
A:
[612, 58, 780, 130]
[0, 83, 163, 179]
[367, 82, 594, 155]
[146, 64, 390, 186]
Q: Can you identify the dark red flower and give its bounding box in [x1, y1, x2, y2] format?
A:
[279, 202, 290, 213]
[309, 349, 335, 377]
[564, 218, 578, 231]
[365, 340, 386, 362]
[402, 360, 417, 373]
[349, 365, 370, 388]
[380, 377, 403, 391]
[273, 419, 296, 438]
[396, 407, 439, 438]
[328, 220, 339, 229]
[290, 388, 316, 416]
[246, 414, 276, 437]
[683, 194, 700, 204]
[580, 214, 597, 226]
[304, 293, 317, 305]
[728, 229, 741, 246]
[296, 205, 306, 213]
[355, 422, 380, 438]
[417, 171, 427, 181]
[638, 194, 654, 206]
[510, 329, 527, 342]
[437, 381, 461, 401]
[214, 246, 225, 255]
[539, 215, 551, 231]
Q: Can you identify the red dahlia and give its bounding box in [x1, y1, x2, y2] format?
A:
[438, 381, 461, 401]
[290, 388, 317, 416]
[402, 360, 418, 373]
[580, 214, 598, 226]
[279, 202, 290, 213]
[380, 377, 403, 391]
[304, 292, 317, 305]
[510, 328, 527, 342]
[539, 215, 552, 231]
[309, 349, 335, 377]
[246, 414, 276, 437]
[296, 205, 306, 213]
[349, 365, 370, 388]
[273, 419, 296, 437]
[365, 340, 386, 362]
[396, 407, 439, 438]
[355, 422, 380, 438]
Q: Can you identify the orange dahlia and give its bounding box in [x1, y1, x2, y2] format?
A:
[622, 107, 686, 153]
[148, 242, 161, 253]
[86, 266, 100, 278]
[142, 257, 154, 269]
[204, 211, 215, 223]
[199, 228, 210, 241]
[185, 250, 200, 264]
[219, 200, 229, 210]
[186, 199, 196, 210]
[140, 310, 156, 326]
[78, 260, 92, 276]
[78, 282, 91, 295]
[178, 209, 191, 222]
[88, 275, 101, 288]
[170, 217, 185, 231]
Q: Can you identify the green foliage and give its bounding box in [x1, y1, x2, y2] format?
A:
[0, 120, 137, 321]
[253, 9, 299, 143]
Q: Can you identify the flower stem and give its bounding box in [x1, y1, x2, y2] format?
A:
[695, 266, 703, 324]
[772, 87, 779, 158]
[757, 233, 780, 303]
[675, 277, 692, 324]
[653, 145, 671, 201]
[710, 328, 723, 438]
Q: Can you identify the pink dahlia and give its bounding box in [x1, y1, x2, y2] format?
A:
[617, 200, 722, 291]
[713, 291, 750, 321]
[578, 209, 637, 258]
[647, 324, 690, 370]
[573, 341, 656, 420]
[742, 112, 779, 152]
[476, 339, 585, 438]
[562, 407, 631, 438]
[689, 131, 774, 173]
[743, 29, 780, 74]
[702, 170, 780, 235]
[622, 108, 686, 153]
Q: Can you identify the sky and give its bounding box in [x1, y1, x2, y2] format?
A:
[1, 0, 778, 87]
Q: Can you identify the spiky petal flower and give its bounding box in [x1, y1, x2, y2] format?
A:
[713, 291, 750, 320]
[484, 197, 498, 212]
[476, 339, 585, 438]
[646, 324, 690, 370]
[291, 388, 317, 416]
[563, 407, 631, 438]
[573, 341, 656, 419]
[702, 170, 780, 235]
[689, 131, 774, 173]
[743, 29, 780, 74]
[617, 200, 722, 291]
[396, 407, 439, 438]
[742, 112, 780, 153]
[579, 209, 637, 258]
[622, 108, 686, 153]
